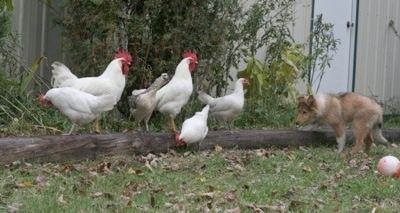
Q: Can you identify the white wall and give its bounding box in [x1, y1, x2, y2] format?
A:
[354, 0, 400, 105]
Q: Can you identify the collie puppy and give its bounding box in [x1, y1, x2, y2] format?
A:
[295, 92, 390, 154]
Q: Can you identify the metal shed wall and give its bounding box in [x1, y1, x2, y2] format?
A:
[12, 0, 65, 81]
[354, 0, 400, 104]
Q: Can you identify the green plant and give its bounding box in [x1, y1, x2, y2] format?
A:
[0, 0, 20, 80]
[238, 44, 307, 103]
[235, 43, 305, 130]
[0, 1, 59, 134]
[1, 0, 13, 11]
[307, 14, 340, 94]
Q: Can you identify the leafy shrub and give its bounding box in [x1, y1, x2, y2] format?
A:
[44, 0, 301, 130]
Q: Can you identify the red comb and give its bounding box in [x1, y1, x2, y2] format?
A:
[39, 94, 51, 105]
[174, 132, 181, 143]
[39, 94, 45, 102]
[182, 50, 197, 61]
[114, 50, 132, 62]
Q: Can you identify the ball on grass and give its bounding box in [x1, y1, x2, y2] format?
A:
[377, 156, 400, 178]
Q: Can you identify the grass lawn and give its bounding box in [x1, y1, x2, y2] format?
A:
[1, 143, 399, 212]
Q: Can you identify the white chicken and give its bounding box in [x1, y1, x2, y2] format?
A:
[175, 105, 210, 150]
[128, 73, 170, 132]
[198, 78, 249, 130]
[155, 50, 198, 132]
[50, 62, 78, 88]
[39, 87, 116, 135]
[50, 50, 132, 132]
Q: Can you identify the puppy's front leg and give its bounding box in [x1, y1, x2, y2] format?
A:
[332, 123, 346, 153]
[336, 134, 346, 153]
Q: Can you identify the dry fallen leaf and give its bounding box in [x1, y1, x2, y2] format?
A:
[338, 153, 347, 160]
[275, 166, 282, 174]
[88, 171, 99, 177]
[247, 203, 285, 213]
[201, 192, 215, 199]
[348, 159, 357, 168]
[315, 198, 326, 205]
[359, 165, 370, 171]
[215, 145, 224, 153]
[16, 181, 33, 188]
[164, 202, 174, 208]
[150, 159, 158, 167]
[145, 161, 154, 172]
[224, 190, 237, 202]
[35, 175, 49, 187]
[195, 173, 206, 182]
[225, 207, 241, 213]
[7, 203, 22, 213]
[91, 192, 103, 197]
[58, 194, 67, 204]
[142, 153, 157, 161]
[289, 200, 307, 211]
[302, 166, 312, 172]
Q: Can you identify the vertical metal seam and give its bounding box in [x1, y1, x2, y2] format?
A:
[351, 0, 360, 92]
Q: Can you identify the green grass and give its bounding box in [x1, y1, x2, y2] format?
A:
[1, 145, 400, 212]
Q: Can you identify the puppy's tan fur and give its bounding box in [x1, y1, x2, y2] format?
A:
[296, 92, 390, 154]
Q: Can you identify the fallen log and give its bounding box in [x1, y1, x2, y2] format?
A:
[0, 129, 399, 164]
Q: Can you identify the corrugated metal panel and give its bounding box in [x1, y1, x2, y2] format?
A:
[12, 0, 45, 76]
[355, 0, 400, 104]
[12, 0, 66, 82]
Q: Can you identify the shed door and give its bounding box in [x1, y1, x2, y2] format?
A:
[311, 0, 357, 93]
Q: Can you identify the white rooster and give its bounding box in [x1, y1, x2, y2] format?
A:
[50, 50, 132, 133]
[50, 62, 78, 88]
[198, 78, 250, 130]
[39, 87, 116, 135]
[155, 50, 198, 132]
[175, 105, 210, 150]
[128, 73, 170, 132]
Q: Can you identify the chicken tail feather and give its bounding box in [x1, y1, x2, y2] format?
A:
[197, 91, 214, 105]
[51, 61, 78, 88]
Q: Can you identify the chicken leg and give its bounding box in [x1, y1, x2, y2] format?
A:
[169, 118, 177, 132]
[94, 118, 101, 134]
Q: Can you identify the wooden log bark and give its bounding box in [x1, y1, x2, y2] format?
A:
[0, 129, 399, 164]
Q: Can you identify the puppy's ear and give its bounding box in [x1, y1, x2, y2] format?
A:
[298, 96, 306, 103]
[307, 95, 316, 107]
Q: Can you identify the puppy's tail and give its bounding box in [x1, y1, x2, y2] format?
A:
[373, 123, 390, 147]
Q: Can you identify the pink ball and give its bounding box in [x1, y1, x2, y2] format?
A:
[377, 156, 400, 178]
